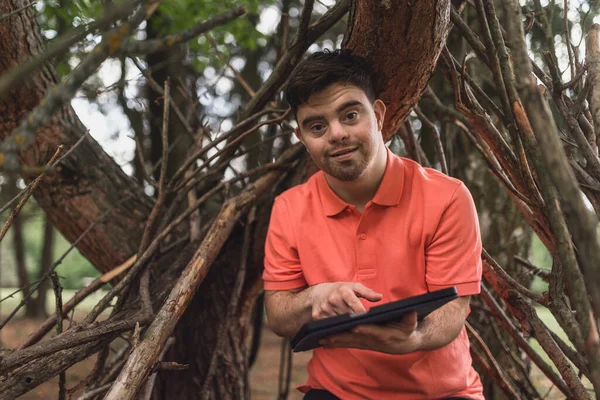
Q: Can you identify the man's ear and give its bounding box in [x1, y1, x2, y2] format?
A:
[294, 126, 304, 144]
[373, 99, 386, 132]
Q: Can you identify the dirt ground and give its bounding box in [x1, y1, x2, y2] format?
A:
[1, 317, 312, 400]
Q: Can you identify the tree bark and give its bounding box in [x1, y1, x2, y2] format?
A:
[343, 0, 452, 140]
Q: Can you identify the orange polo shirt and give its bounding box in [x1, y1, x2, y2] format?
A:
[263, 148, 484, 400]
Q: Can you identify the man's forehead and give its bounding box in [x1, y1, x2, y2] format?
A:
[304, 83, 366, 105]
[297, 84, 368, 117]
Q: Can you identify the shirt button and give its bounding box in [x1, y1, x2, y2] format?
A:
[359, 233, 367, 240]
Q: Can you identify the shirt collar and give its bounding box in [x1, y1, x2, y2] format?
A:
[317, 147, 404, 217]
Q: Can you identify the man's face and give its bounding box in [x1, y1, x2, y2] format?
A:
[295, 83, 386, 181]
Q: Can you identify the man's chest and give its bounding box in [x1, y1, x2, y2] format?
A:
[295, 206, 430, 302]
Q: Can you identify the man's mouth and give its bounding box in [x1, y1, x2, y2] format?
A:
[329, 147, 358, 158]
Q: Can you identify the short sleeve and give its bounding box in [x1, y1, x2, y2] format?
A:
[262, 196, 307, 291]
[425, 182, 482, 296]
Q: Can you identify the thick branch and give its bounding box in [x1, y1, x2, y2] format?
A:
[104, 145, 303, 400]
[587, 24, 600, 153]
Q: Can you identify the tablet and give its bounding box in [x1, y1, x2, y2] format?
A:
[291, 287, 458, 352]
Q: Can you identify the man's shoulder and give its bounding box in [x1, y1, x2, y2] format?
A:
[273, 172, 321, 212]
[399, 155, 464, 195]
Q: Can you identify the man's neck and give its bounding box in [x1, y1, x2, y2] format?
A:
[325, 146, 388, 212]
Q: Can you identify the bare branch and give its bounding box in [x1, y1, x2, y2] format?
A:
[129, 56, 195, 137]
[0, 0, 162, 173]
[242, 0, 349, 118]
[206, 33, 255, 97]
[0, 195, 133, 330]
[173, 110, 291, 192]
[502, 7, 600, 393]
[0, 146, 62, 243]
[50, 272, 67, 400]
[414, 107, 448, 174]
[0, 0, 139, 100]
[0, 130, 90, 216]
[479, 285, 572, 397]
[104, 145, 303, 400]
[466, 322, 520, 400]
[137, 78, 170, 256]
[19, 256, 136, 349]
[0, 1, 35, 22]
[587, 24, 600, 154]
[199, 208, 255, 398]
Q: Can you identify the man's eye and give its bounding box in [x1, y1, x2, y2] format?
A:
[311, 124, 325, 132]
[344, 112, 358, 121]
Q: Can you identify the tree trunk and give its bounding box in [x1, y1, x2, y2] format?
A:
[11, 204, 35, 318]
[32, 214, 55, 319]
[343, 0, 451, 140]
[0, 0, 153, 274]
[146, 11, 195, 182]
[4, 175, 36, 318]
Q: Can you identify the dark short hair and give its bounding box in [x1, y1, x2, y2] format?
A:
[285, 49, 376, 115]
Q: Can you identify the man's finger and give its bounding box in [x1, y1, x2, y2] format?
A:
[401, 311, 418, 330]
[352, 283, 383, 302]
[341, 287, 367, 314]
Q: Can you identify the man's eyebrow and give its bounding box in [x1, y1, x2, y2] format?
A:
[301, 115, 324, 129]
[335, 100, 364, 114]
[300, 100, 365, 129]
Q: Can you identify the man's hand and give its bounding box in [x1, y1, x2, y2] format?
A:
[319, 312, 420, 354]
[308, 282, 383, 320]
[317, 296, 470, 354]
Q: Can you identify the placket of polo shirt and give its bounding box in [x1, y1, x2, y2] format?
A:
[355, 203, 377, 279]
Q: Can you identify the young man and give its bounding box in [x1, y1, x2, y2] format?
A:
[262, 50, 484, 400]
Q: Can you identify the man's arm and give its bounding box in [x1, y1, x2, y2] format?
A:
[264, 282, 384, 337]
[320, 295, 470, 354]
[264, 288, 313, 337]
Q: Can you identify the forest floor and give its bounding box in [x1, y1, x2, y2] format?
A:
[0, 311, 569, 400]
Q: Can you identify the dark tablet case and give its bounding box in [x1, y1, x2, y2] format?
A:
[291, 287, 458, 352]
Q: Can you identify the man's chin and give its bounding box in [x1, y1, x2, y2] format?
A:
[325, 167, 362, 182]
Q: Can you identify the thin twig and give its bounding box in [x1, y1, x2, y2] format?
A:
[0, 131, 90, 216]
[50, 272, 67, 400]
[0, 1, 35, 22]
[137, 78, 170, 257]
[0, 195, 131, 330]
[129, 56, 195, 137]
[513, 255, 551, 282]
[466, 322, 520, 399]
[199, 208, 255, 399]
[123, 7, 247, 55]
[173, 110, 291, 191]
[414, 107, 448, 174]
[479, 285, 572, 397]
[140, 337, 176, 400]
[76, 382, 113, 400]
[0, 146, 63, 243]
[19, 256, 136, 349]
[206, 33, 255, 97]
[0, 0, 139, 100]
[563, 0, 576, 81]
[168, 108, 287, 186]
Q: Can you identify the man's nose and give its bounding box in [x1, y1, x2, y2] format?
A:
[328, 121, 348, 143]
